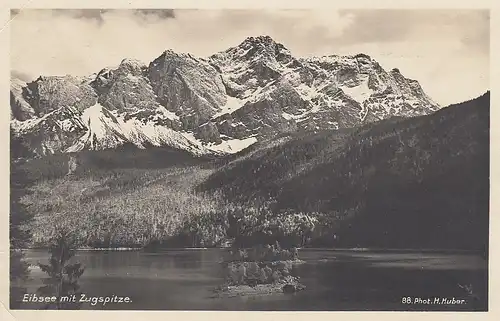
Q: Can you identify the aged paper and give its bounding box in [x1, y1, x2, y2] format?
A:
[0, 0, 496, 320]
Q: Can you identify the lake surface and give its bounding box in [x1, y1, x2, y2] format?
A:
[18, 249, 488, 311]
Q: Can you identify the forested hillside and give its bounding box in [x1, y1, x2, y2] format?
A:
[200, 92, 490, 250]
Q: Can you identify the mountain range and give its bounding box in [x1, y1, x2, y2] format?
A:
[10, 35, 440, 158]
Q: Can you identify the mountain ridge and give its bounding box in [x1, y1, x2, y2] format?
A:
[11, 35, 440, 158]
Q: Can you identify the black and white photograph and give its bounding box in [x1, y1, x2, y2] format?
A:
[8, 8, 490, 311]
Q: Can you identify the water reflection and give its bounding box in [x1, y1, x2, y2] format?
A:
[18, 249, 487, 311]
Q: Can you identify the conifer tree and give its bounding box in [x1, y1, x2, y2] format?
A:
[37, 228, 85, 309]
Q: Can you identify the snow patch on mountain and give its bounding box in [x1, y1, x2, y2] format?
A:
[154, 106, 180, 121]
[12, 105, 85, 134]
[207, 137, 258, 153]
[294, 84, 318, 101]
[339, 76, 374, 103]
[181, 132, 257, 154]
[81, 104, 112, 139]
[212, 96, 248, 118]
[68, 103, 126, 151]
[67, 103, 214, 155]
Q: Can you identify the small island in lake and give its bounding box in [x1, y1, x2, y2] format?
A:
[213, 242, 306, 298]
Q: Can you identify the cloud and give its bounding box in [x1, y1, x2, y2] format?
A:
[10, 9, 354, 77]
[335, 10, 488, 49]
[10, 9, 179, 80]
[10, 9, 488, 105]
[14, 9, 176, 20]
[458, 10, 489, 53]
[134, 9, 175, 20]
[51, 9, 108, 21]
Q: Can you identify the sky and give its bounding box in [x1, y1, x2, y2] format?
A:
[10, 9, 489, 106]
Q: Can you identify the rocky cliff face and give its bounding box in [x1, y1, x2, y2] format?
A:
[149, 51, 227, 131]
[11, 35, 440, 158]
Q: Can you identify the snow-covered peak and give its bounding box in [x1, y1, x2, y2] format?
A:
[243, 35, 276, 44]
[158, 49, 200, 61]
[239, 35, 288, 51]
[118, 58, 147, 75]
[149, 49, 212, 75]
[12, 35, 441, 159]
[209, 36, 301, 102]
[80, 103, 112, 136]
[212, 35, 292, 65]
[120, 57, 146, 67]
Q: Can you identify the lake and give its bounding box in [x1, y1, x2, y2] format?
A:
[17, 248, 488, 311]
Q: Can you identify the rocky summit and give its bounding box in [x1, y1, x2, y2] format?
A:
[10, 35, 440, 158]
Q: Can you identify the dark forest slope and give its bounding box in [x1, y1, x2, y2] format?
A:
[200, 92, 490, 250]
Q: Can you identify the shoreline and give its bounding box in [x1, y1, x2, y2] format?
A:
[18, 247, 483, 254]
